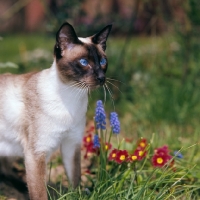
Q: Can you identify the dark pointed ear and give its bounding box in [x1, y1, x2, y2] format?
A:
[92, 24, 112, 51]
[54, 22, 78, 58]
[56, 22, 78, 44]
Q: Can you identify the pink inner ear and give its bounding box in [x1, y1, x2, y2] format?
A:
[59, 33, 68, 38]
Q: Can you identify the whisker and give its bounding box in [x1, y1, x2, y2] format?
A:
[106, 78, 125, 85]
[74, 87, 82, 100]
[67, 82, 82, 88]
[106, 80, 123, 95]
[105, 83, 115, 111]
[78, 85, 86, 100]
[74, 82, 87, 100]
[103, 85, 107, 105]
[80, 85, 88, 100]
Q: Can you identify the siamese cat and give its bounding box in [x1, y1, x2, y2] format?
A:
[0, 22, 112, 199]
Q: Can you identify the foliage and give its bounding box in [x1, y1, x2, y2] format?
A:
[1, 31, 200, 199]
[1, 33, 200, 125]
[48, 100, 200, 199]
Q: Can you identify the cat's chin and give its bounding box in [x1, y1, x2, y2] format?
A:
[70, 80, 104, 91]
[79, 84, 103, 91]
[89, 85, 101, 90]
[84, 84, 100, 91]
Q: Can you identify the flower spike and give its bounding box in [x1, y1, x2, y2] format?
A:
[110, 112, 120, 134]
[95, 100, 106, 130]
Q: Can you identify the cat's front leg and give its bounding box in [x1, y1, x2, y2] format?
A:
[24, 150, 48, 200]
[61, 137, 81, 188]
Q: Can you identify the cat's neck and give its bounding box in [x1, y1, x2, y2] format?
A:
[39, 59, 88, 106]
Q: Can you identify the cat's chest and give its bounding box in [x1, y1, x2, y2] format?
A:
[41, 93, 88, 128]
[37, 73, 88, 131]
[34, 86, 88, 155]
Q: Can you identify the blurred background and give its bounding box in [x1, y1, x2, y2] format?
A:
[0, 0, 200, 143]
[1, 0, 200, 198]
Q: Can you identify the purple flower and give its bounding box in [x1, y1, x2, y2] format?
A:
[93, 135, 100, 148]
[110, 112, 120, 134]
[174, 151, 183, 159]
[95, 100, 106, 130]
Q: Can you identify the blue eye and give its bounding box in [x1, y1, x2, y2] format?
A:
[80, 59, 88, 66]
[100, 58, 107, 66]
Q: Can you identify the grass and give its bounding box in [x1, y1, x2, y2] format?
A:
[1, 33, 200, 199]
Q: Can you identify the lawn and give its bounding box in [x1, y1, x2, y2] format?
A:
[0, 33, 200, 199]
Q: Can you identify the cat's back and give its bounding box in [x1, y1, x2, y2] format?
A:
[0, 72, 37, 106]
[0, 72, 39, 156]
[0, 72, 37, 92]
[0, 72, 37, 129]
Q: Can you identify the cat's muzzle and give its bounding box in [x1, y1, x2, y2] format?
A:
[97, 76, 105, 86]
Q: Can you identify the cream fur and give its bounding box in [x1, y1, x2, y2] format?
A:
[0, 60, 88, 159]
[0, 21, 111, 199]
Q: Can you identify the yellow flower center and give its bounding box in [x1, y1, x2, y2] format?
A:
[157, 157, 163, 164]
[120, 155, 125, 161]
[131, 155, 137, 161]
[87, 152, 92, 157]
[86, 137, 91, 143]
[140, 142, 146, 147]
[105, 145, 108, 150]
[139, 151, 144, 156]
[112, 153, 116, 158]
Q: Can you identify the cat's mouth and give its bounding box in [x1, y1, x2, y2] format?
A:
[85, 82, 105, 90]
[96, 76, 105, 86]
[76, 77, 106, 90]
[76, 78, 105, 91]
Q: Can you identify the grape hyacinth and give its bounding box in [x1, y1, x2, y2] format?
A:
[110, 112, 120, 134]
[95, 100, 106, 130]
[174, 151, 183, 159]
[93, 134, 100, 148]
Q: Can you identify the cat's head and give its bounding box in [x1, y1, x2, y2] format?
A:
[54, 22, 112, 89]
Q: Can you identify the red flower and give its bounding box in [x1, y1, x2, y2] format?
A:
[86, 126, 95, 134]
[152, 145, 173, 168]
[83, 169, 92, 175]
[133, 148, 147, 161]
[137, 138, 148, 149]
[104, 142, 112, 151]
[83, 133, 93, 147]
[125, 138, 134, 143]
[108, 149, 118, 161]
[84, 142, 96, 159]
[154, 145, 169, 155]
[115, 150, 129, 164]
[128, 153, 138, 162]
[152, 153, 172, 168]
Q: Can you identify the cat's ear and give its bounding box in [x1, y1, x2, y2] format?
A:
[55, 22, 78, 58]
[92, 24, 112, 51]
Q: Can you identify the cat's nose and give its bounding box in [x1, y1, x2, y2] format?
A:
[97, 76, 105, 85]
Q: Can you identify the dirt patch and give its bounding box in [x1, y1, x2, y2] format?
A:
[0, 150, 92, 199]
[0, 182, 28, 200]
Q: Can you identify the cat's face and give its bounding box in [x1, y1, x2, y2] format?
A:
[54, 23, 112, 90]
